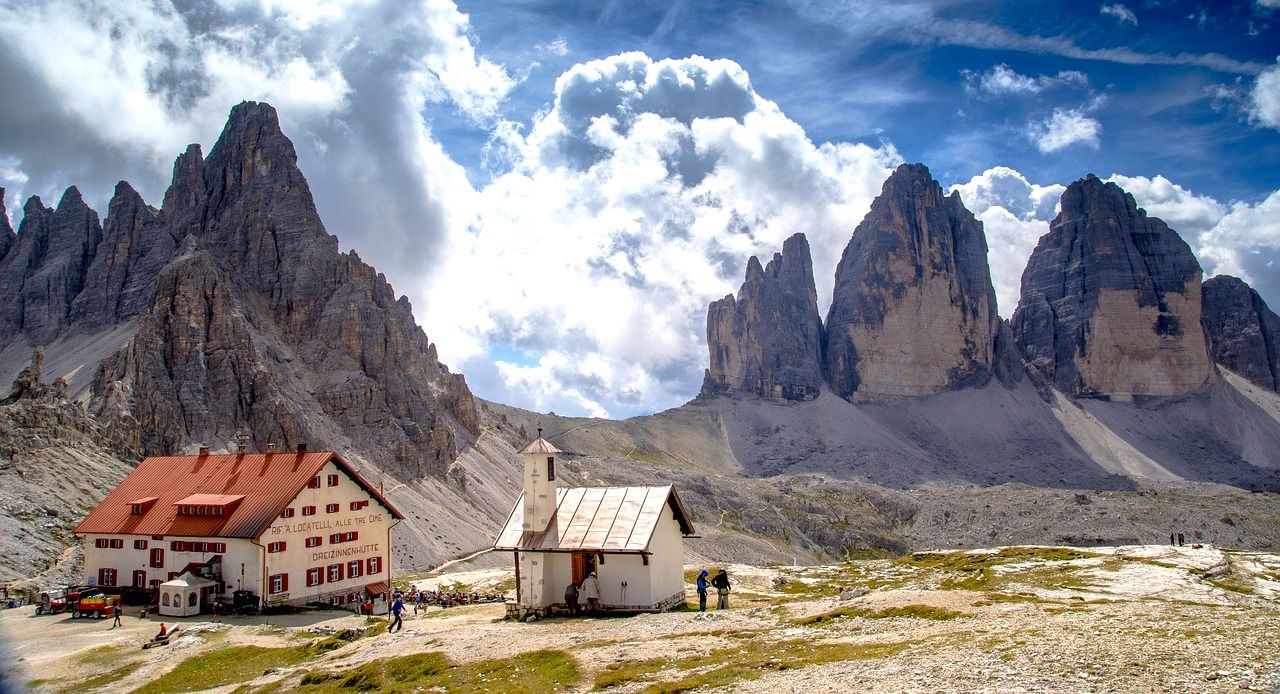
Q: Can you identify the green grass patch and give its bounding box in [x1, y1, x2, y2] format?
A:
[895, 547, 1098, 591]
[74, 661, 143, 691]
[594, 638, 911, 692]
[75, 644, 133, 667]
[793, 604, 967, 626]
[297, 649, 580, 693]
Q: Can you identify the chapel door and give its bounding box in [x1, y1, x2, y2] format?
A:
[571, 553, 596, 584]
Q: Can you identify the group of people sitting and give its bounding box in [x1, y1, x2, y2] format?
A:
[405, 588, 504, 612]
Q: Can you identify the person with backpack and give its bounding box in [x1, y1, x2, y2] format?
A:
[111, 600, 122, 628]
[711, 568, 731, 610]
[695, 569, 709, 612]
[389, 596, 405, 632]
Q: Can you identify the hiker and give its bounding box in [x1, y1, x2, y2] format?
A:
[154, 623, 168, 642]
[581, 571, 601, 614]
[1170, 532, 1175, 546]
[711, 569, 731, 610]
[1177, 532, 1185, 547]
[696, 569, 709, 612]
[111, 600, 122, 628]
[564, 580, 580, 616]
[389, 596, 405, 632]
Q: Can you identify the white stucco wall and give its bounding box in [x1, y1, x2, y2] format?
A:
[80, 459, 395, 608]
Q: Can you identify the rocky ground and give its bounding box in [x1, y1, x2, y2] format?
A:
[3, 544, 1277, 693]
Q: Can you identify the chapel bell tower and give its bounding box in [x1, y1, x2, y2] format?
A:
[519, 427, 561, 532]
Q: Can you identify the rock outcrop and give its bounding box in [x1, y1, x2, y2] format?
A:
[1011, 175, 1213, 399]
[0, 102, 477, 479]
[824, 163, 998, 402]
[1202, 275, 1280, 392]
[0, 188, 15, 260]
[0, 188, 103, 344]
[703, 233, 824, 401]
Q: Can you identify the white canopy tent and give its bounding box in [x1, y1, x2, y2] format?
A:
[158, 572, 218, 617]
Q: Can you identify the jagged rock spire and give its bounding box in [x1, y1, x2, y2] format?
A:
[703, 232, 824, 401]
[1202, 274, 1280, 392]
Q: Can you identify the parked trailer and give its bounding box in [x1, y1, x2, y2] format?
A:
[35, 589, 69, 615]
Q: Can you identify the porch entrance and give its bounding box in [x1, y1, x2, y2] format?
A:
[571, 552, 597, 585]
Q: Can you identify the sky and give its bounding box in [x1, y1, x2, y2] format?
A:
[0, 0, 1278, 420]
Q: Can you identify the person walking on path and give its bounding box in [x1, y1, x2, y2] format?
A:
[696, 569, 709, 612]
[389, 596, 405, 632]
[564, 581, 580, 616]
[1177, 532, 1185, 547]
[711, 569, 731, 610]
[111, 601, 122, 628]
[1170, 532, 1175, 546]
[581, 571, 601, 614]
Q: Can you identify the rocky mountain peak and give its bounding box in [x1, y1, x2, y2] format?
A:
[1011, 175, 1212, 399]
[703, 232, 824, 401]
[1201, 275, 1279, 392]
[0, 188, 14, 261]
[824, 162, 998, 402]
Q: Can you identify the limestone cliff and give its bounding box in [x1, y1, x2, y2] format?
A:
[824, 163, 998, 402]
[0, 102, 477, 480]
[0, 189, 15, 260]
[1011, 175, 1213, 399]
[1202, 275, 1280, 392]
[703, 233, 824, 401]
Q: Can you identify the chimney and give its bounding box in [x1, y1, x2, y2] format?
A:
[198, 445, 210, 457]
[266, 443, 277, 454]
[297, 442, 308, 454]
[236, 442, 246, 454]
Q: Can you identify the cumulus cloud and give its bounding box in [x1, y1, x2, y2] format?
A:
[1250, 59, 1280, 128]
[1027, 108, 1102, 152]
[1105, 174, 1225, 238]
[1197, 191, 1280, 302]
[0, 0, 512, 287]
[962, 64, 1090, 96]
[1100, 4, 1138, 25]
[950, 167, 1064, 315]
[424, 53, 900, 417]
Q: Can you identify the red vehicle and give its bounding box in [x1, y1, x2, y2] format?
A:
[35, 589, 69, 615]
[71, 593, 117, 619]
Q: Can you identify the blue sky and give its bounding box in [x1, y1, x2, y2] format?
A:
[0, 0, 1277, 419]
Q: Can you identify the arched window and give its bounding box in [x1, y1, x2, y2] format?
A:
[188, 592, 198, 607]
[162, 593, 170, 607]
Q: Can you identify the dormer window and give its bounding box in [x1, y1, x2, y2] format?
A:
[128, 497, 158, 515]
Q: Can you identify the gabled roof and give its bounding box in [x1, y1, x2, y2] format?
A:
[160, 572, 218, 589]
[493, 485, 695, 553]
[75, 451, 403, 539]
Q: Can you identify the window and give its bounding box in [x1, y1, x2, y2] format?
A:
[210, 542, 226, 553]
[281, 508, 295, 518]
[547, 456, 555, 481]
[190, 542, 206, 553]
[269, 573, 287, 594]
[149, 579, 161, 589]
[347, 531, 358, 542]
[326, 503, 339, 514]
[330, 595, 343, 606]
[367, 556, 381, 575]
[306, 567, 324, 587]
[131, 504, 146, 515]
[150, 547, 164, 567]
[327, 563, 344, 582]
[171, 541, 187, 552]
[132, 570, 147, 588]
[305, 536, 322, 548]
[188, 592, 198, 607]
[327, 474, 339, 487]
[134, 539, 148, 550]
[302, 506, 316, 516]
[98, 568, 117, 587]
[95, 538, 109, 548]
[162, 593, 170, 607]
[267, 541, 287, 553]
[308, 476, 321, 489]
[109, 539, 124, 549]
[347, 560, 363, 579]
[349, 500, 365, 511]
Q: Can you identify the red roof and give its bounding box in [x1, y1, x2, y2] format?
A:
[75, 451, 403, 538]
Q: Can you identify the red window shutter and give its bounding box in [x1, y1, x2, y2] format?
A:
[150, 548, 164, 567]
[328, 474, 339, 487]
[336, 563, 344, 581]
[98, 567, 107, 584]
[351, 531, 358, 541]
[134, 539, 148, 550]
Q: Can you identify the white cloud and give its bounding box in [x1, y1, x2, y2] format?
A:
[950, 167, 1064, 316]
[424, 53, 900, 417]
[1259, 0, 1280, 8]
[1250, 58, 1280, 129]
[1197, 190, 1280, 284]
[1027, 108, 1102, 152]
[1100, 3, 1138, 25]
[1105, 174, 1225, 238]
[963, 64, 1091, 96]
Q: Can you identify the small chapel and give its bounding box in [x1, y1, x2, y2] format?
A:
[493, 430, 696, 617]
